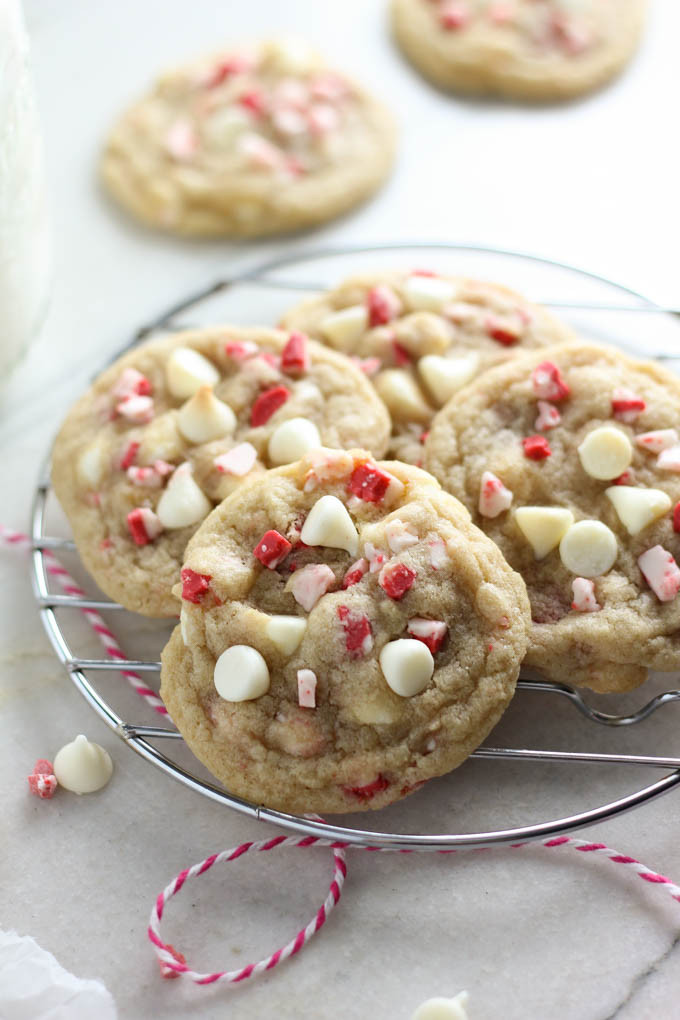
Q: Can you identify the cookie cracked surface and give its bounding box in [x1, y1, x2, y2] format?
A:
[160, 450, 530, 814]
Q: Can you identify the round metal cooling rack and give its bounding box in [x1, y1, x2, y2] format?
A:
[31, 242, 680, 851]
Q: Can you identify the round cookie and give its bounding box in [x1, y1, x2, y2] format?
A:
[391, 0, 647, 101]
[101, 38, 396, 237]
[281, 269, 574, 463]
[160, 449, 531, 814]
[52, 328, 390, 617]
[425, 342, 680, 693]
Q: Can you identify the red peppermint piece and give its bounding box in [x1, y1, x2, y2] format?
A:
[439, 0, 470, 29]
[392, 341, 412, 367]
[613, 470, 634, 486]
[225, 339, 258, 361]
[531, 361, 570, 402]
[253, 530, 292, 569]
[238, 89, 267, 117]
[343, 774, 389, 802]
[522, 435, 552, 460]
[281, 331, 310, 376]
[126, 507, 163, 546]
[159, 943, 187, 980]
[33, 758, 54, 775]
[250, 385, 291, 427]
[119, 440, 140, 471]
[379, 562, 416, 600]
[180, 568, 213, 604]
[28, 772, 58, 798]
[112, 367, 153, 400]
[337, 605, 374, 657]
[638, 546, 680, 602]
[612, 388, 646, 423]
[342, 558, 369, 589]
[205, 55, 251, 88]
[485, 315, 520, 346]
[406, 618, 448, 654]
[366, 284, 402, 327]
[348, 461, 392, 503]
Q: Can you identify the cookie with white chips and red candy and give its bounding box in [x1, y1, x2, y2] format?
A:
[281, 270, 573, 464]
[391, 0, 646, 101]
[51, 329, 390, 617]
[425, 341, 680, 693]
[160, 449, 530, 814]
[101, 38, 395, 237]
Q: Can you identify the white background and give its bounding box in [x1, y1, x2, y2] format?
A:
[2, 2, 680, 1018]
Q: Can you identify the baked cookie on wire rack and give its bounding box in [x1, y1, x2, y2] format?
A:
[391, 0, 647, 101]
[160, 449, 531, 814]
[281, 269, 574, 463]
[51, 329, 390, 617]
[425, 341, 680, 693]
[101, 38, 396, 237]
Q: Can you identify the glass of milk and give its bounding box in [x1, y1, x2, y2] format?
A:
[0, 0, 51, 379]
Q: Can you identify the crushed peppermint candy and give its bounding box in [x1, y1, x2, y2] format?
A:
[180, 567, 213, 604]
[406, 618, 447, 654]
[28, 759, 58, 799]
[635, 430, 679, 454]
[342, 558, 369, 589]
[165, 119, 199, 160]
[348, 461, 394, 503]
[656, 446, 680, 473]
[116, 395, 154, 424]
[674, 503, 680, 533]
[297, 669, 317, 708]
[343, 774, 390, 802]
[485, 314, 520, 346]
[281, 331, 310, 376]
[535, 400, 561, 431]
[119, 440, 140, 471]
[478, 471, 513, 518]
[337, 606, 374, 657]
[288, 563, 336, 611]
[127, 465, 162, 488]
[612, 389, 646, 423]
[385, 518, 419, 554]
[126, 507, 164, 546]
[112, 368, 152, 400]
[225, 338, 259, 361]
[366, 284, 403, 327]
[364, 542, 387, 573]
[439, 0, 471, 30]
[253, 530, 292, 569]
[531, 361, 570, 402]
[378, 562, 416, 600]
[352, 355, 382, 377]
[428, 536, 448, 569]
[571, 578, 601, 613]
[392, 340, 412, 367]
[638, 546, 680, 602]
[250, 385, 291, 427]
[214, 442, 257, 476]
[522, 435, 552, 460]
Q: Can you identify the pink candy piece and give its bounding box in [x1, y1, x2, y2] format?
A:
[638, 546, 680, 602]
[342, 558, 368, 589]
[485, 314, 520, 346]
[309, 72, 349, 103]
[119, 440, 140, 471]
[612, 388, 646, 423]
[253, 530, 291, 569]
[478, 471, 513, 518]
[297, 669, 317, 708]
[116, 395, 154, 424]
[406, 618, 447, 654]
[378, 562, 416, 601]
[28, 759, 58, 799]
[214, 443, 257, 477]
[112, 368, 152, 401]
[635, 429, 678, 453]
[127, 507, 164, 546]
[127, 466, 162, 488]
[337, 606, 374, 658]
[225, 339, 259, 361]
[385, 519, 419, 554]
[153, 459, 175, 477]
[439, 0, 470, 30]
[366, 285, 403, 328]
[289, 564, 336, 611]
[281, 331, 310, 376]
[531, 361, 570, 402]
[488, 2, 514, 24]
[352, 356, 382, 377]
[307, 103, 340, 135]
[239, 133, 285, 170]
[429, 536, 448, 570]
[272, 106, 308, 136]
[535, 400, 561, 431]
[656, 446, 680, 473]
[363, 542, 387, 574]
[571, 578, 601, 613]
[165, 119, 199, 161]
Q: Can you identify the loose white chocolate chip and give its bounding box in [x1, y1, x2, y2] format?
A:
[577, 426, 633, 481]
[417, 353, 479, 406]
[559, 520, 618, 577]
[319, 305, 368, 350]
[77, 441, 107, 487]
[411, 992, 470, 1020]
[214, 645, 270, 701]
[379, 638, 434, 697]
[403, 274, 457, 312]
[166, 347, 220, 398]
[514, 506, 574, 559]
[177, 386, 236, 443]
[300, 495, 359, 556]
[266, 615, 307, 655]
[156, 462, 211, 528]
[53, 734, 113, 795]
[268, 417, 321, 465]
[605, 486, 671, 536]
[373, 369, 432, 423]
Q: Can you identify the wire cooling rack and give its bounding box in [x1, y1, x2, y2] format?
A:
[30, 242, 680, 850]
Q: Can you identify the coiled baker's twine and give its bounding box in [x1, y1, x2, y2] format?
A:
[5, 525, 680, 988]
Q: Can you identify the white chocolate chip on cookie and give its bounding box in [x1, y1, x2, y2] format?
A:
[559, 520, 618, 577]
[418, 353, 479, 406]
[214, 645, 270, 701]
[605, 486, 671, 536]
[156, 462, 212, 528]
[379, 638, 434, 696]
[319, 306, 368, 350]
[514, 506, 574, 559]
[403, 274, 457, 312]
[268, 417, 322, 465]
[266, 615, 307, 655]
[166, 347, 220, 398]
[177, 386, 236, 443]
[373, 369, 432, 423]
[300, 495, 359, 555]
[578, 426, 632, 481]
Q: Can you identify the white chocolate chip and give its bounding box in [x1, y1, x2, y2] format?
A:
[286, 563, 336, 611]
[266, 615, 307, 655]
[77, 440, 107, 487]
[319, 305, 368, 350]
[53, 734, 113, 795]
[373, 369, 432, 423]
[411, 991, 470, 1020]
[214, 645, 270, 701]
[300, 495, 359, 555]
[559, 520, 618, 577]
[514, 506, 574, 559]
[417, 353, 479, 406]
[635, 429, 679, 453]
[478, 471, 513, 519]
[214, 442, 257, 476]
[166, 347, 220, 398]
[379, 638, 434, 697]
[297, 668, 317, 708]
[403, 275, 457, 312]
[577, 426, 633, 480]
[656, 446, 680, 472]
[156, 462, 211, 528]
[605, 486, 671, 535]
[268, 417, 322, 465]
[177, 386, 236, 443]
[263, 37, 318, 74]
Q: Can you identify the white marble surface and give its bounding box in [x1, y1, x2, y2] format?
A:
[3, 2, 680, 1017]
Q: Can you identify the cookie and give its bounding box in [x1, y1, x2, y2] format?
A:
[52, 328, 390, 617]
[391, 0, 646, 101]
[160, 449, 531, 814]
[425, 342, 680, 693]
[101, 38, 396, 237]
[281, 270, 573, 463]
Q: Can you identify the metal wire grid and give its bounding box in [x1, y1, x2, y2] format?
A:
[30, 242, 680, 851]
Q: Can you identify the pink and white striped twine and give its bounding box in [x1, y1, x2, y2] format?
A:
[4, 525, 680, 987]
